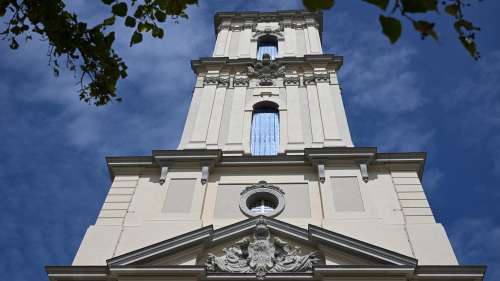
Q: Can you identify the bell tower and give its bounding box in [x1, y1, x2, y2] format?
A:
[46, 10, 486, 281]
[178, 11, 353, 154]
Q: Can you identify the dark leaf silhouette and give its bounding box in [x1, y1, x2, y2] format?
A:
[363, 0, 389, 11]
[379, 15, 402, 43]
[0, 0, 482, 106]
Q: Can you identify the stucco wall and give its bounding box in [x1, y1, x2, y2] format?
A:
[213, 21, 323, 59]
[73, 164, 457, 266]
[178, 74, 353, 152]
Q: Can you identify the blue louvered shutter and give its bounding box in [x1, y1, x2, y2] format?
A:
[257, 43, 278, 60]
[251, 109, 279, 156]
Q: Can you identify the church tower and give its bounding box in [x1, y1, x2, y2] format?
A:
[46, 11, 486, 281]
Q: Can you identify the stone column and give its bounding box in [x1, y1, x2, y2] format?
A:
[284, 76, 304, 145]
[206, 77, 229, 148]
[213, 23, 230, 56]
[226, 77, 248, 150]
[304, 76, 324, 146]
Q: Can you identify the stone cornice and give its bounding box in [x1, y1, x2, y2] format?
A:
[152, 149, 222, 167]
[105, 147, 426, 180]
[191, 55, 343, 75]
[46, 265, 487, 281]
[214, 10, 323, 36]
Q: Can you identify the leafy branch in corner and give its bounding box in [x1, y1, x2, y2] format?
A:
[0, 0, 483, 106]
[303, 0, 481, 59]
[0, 0, 197, 106]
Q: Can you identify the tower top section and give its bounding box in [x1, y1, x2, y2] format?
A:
[214, 10, 323, 36]
[211, 10, 324, 59]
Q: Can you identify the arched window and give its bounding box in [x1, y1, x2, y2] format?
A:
[251, 102, 279, 156]
[257, 35, 278, 60]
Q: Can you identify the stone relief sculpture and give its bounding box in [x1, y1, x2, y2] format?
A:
[206, 219, 319, 279]
[241, 180, 284, 197]
[246, 54, 286, 86]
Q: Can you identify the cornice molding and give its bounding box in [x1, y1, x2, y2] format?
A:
[105, 147, 427, 180]
[214, 10, 323, 36]
[46, 265, 487, 281]
[191, 55, 344, 75]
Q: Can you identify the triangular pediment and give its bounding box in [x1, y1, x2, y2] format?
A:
[107, 217, 416, 270]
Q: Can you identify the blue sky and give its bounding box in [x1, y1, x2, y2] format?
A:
[0, 1, 499, 280]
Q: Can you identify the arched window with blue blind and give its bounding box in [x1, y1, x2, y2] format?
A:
[251, 104, 279, 156]
[257, 35, 278, 60]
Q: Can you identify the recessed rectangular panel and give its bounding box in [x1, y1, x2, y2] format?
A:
[331, 177, 365, 212]
[214, 184, 246, 219]
[162, 179, 196, 214]
[279, 184, 311, 218]
[295, 29, 306, 57]
[229, 31, 240, 58]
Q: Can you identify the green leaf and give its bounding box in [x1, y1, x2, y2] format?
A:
[379, 15, 402, 44]
[101, 0, 114, 5]
[0, 2, 8, 17]
[152, 27, 164, 39]
[104, 31, 116, 48]
[302, 0, 335, 11]
[138, 22, 153, 32]
[112, 2, 128, 17]
[134, 5, 145, 18]
[459, 35, 479, 59]
[155, 11, 167, 22]
[454, 19, 477, 32]
[363, 0, 389, 11]
[9, 38, 19, 49]
[103, 16, 115, 26]
[444, 4, 459, 16]
[401, 0, 437, 13]
[413, 20, 438, 40]
[125, 16, 136, 27]
[130, 31, 143, 46]
[157, 0, 169, 10]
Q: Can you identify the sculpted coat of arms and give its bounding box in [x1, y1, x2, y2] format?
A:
[246, 54, 286, 86]
[205, 220, 319, 279]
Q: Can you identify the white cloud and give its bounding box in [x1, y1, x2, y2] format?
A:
[329, 15, 425, 116]
[371, 121, 435, 151]
[322, 12, 433, 152]
[442, 50, 500, 174]
[449, 218, 500, 280]
[422, 168, 443, 190]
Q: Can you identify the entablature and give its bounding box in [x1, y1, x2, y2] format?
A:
[213, 10, 323, 36]
[46, 265, 487, 281]
[105, 147, 426, 181]
[190, 55, 342, 88]
[191, 55, 343, 75]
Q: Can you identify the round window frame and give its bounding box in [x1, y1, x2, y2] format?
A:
[240, 184, 285, 218]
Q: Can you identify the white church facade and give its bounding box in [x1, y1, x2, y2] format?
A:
[46, 10, 486, 281]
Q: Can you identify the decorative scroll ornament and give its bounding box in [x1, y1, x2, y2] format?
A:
[303, 73, 330, 85]
[204, 76, 230, 87]
[246, 54, 286, 86]
[206, 219, 319, 279]
[233, 77, 249, 87]
[283, 76, 300, 86]
[252, 27, 284, 41]
[241, 181, 284, 196]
